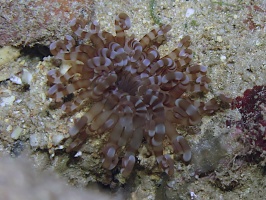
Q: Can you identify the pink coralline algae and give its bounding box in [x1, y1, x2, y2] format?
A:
[0, 0, 94, 46]
[232, 86, 266, 154]
[47, 13, 228, 177]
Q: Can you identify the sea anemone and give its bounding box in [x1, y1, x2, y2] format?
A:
[47, 13, 225, 177]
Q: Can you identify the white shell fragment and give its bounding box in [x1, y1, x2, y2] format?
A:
[10, 74, 22, 85]
[74, 151, 82, 157]
[185, 8, 195, 18]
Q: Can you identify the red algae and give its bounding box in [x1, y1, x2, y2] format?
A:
[232, 86, 266, 154]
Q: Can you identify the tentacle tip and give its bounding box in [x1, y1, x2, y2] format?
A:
[69, 18, 77, 26]
[121, 155, 135, 177]
[49, 42, 57, 51]
[69, 126, 79, 136]
[182, 151, 192, 162]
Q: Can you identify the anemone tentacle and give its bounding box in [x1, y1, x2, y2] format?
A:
[47, 13, 226, 177]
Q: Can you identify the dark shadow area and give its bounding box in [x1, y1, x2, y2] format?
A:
[20, 44, 51, 60]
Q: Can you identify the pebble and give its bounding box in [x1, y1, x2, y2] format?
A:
[22, 69, 33, 84]
[220, 55, 227, 62]
[216, 36, 223, 42]
[11, 127, 23, 140]
[0, 96, 16, 107]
